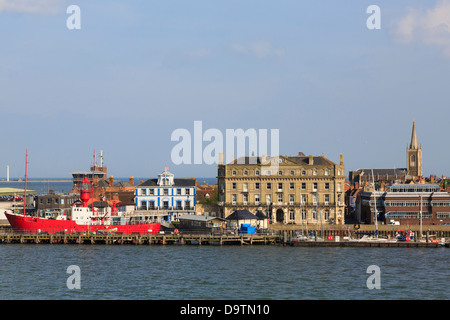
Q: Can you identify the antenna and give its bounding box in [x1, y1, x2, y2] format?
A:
[24, 149, 28, 216]
[99, 150, 104, 167]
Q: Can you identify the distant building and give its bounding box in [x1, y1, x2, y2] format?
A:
[406, 121, 423, 178]
[134, 169, 196, 223]
[70, 151, 136, 207]
[177, 215, 226, 234]
[348, 120, 423, 187]
[35, 190, 79, 218]
[356, 183, 450, 225]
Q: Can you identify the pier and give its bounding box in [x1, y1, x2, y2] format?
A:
[0, 232, 447, 247]
[0, 233, 279, 246]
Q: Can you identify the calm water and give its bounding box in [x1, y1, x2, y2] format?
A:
[0, 245, 448, 300]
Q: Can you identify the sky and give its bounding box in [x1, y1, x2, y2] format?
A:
[1, 0, 450, 180]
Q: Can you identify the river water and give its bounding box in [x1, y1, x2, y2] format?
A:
[0, 245, 448, 300]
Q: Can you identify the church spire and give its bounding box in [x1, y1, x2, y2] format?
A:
[410, 120, 418, 149]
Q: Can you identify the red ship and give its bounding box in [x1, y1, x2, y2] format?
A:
[4, 152, 160, 235]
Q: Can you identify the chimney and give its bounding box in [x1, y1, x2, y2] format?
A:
[340, 153, 344, 166]
[219, 152, 224, 165]
[309, 155, 314, 165]
[109, 175, 114, 187]
[298, 152, 305, 156]
[129, 176, 134, 186]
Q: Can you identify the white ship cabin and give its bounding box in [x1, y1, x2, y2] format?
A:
[71, 201, 113, 225]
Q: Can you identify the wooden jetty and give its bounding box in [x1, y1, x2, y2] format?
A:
[0, 233, 278, 246]
[0, 232, 447, 247]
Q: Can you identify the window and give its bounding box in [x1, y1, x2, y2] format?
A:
[278, 183, 283, 191]
[163, 189, 168, 195]
[337, 183, 341, 192]
[232, 182, 237, 190]
[290, 170, 295, 176]
[243, 194, 248, 204]
[244, 170, 248, 176]
[301, 194, 307, 205]
[232, 194, 237, 204]
[255, 194, 260, 204]
[325, 169, 330, 176]
[255, 170, 260, 176]
[301, 182, 306, 190]
[278, 194, 283, 203]
[267, 183, 271, 190]
[313, 194, 318, 205]
[177, 189, 181, 195]
[302, 170, 306, 176]
[278, 170, 283, 176]
[142, 189, 147, 195]
[324, 194, 330, 205]
[313, 210, 318, 220]
[149, 189, 154, 195]
[324, 209, 330, 220]
[313, 182, 318, 191]
[313, 169, 317, 176]
[186, 189, 190, 195]
[289, 194, 295, 204]
[290, 183, 294, 190]
[302, 209, 307, 220]
[289, 210, 295, 220]
[255, 182, 260, 190]
[149, 202, 155, 209]
[163, 201, 169, 209]
[325, 182, 330, 190]
[266, 194, 271, 204]
[243, 183, 248, 192]
[232, 170, 236, 176]
[176, 201, 182, 210]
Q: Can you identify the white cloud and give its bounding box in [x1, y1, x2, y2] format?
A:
[0, 0, 62, 14]
[231, 40, 285, 58]
[394, 0, 450, 57]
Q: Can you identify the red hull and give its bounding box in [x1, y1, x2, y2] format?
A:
[5, 212, 160, 235]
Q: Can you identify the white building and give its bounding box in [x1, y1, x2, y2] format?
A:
[135, 169, 196, 223]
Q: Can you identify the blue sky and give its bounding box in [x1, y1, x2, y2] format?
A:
[1, 0, 450, 179]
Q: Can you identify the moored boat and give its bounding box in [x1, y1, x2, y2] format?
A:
[5, 165, 160, 235]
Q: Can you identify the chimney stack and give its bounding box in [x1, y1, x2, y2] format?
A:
[309, 155, 314, 165]
[129, 176, 134, 186]
[109, 175, 114, 187]
[340, 153, 344, 166]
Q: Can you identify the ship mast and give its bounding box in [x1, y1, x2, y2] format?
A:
[24, 149, 28, 216]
